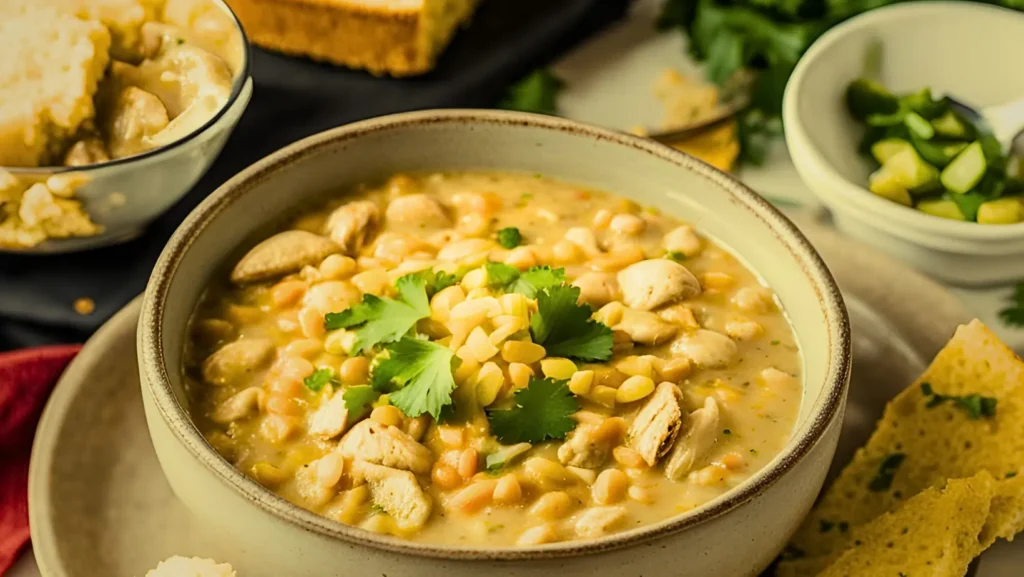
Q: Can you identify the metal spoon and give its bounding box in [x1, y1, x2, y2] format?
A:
[946, 94, 1024, 152]
[646, 90, 750, 144]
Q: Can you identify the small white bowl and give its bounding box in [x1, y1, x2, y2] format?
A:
[3, 0, 252, 254]
[784, 1, 1024, 286]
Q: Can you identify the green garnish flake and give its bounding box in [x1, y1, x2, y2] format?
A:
[497, 227, 523, 249]
[303, 368, 336, 392]
[921, 382, 997, 420]
[838, 521, 849, 533]
[722, 428, 732, 435]
[176, 37, 185, 45]
[370, 337, 459, 419]
[999, 282, 1024, 328]
[409, 268, 461, 298]
[665, 251, 686, 262]
[530, 285, 613, 361]
[487, 377, 579, 444]
[1008, 472, 1019, 479]
[771, 339, 781, 345]
[484, 263, 567, 298]
[819, 520, 834, 533]
[497, 69, 565, 116]
[869, 453, 906, 492]
[323, 274, 431, 353]
[342, 385, 378, 419]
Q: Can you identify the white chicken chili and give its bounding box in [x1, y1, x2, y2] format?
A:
[184, 171, 802, 546]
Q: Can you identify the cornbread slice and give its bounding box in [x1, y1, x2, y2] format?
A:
[778, 320, 1024, 577]
[0, 7, 111, 167]
[225, 0, 481, 76]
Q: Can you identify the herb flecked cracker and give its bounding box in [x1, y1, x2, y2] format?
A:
[778, 320, 1024, 577]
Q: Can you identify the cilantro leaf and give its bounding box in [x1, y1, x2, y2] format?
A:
[342, 385, 378, 419]
[921, 382, 997, 420]
[487, 377, 579, 444]
[323, 275, 430, 353]
[484, 263, 566, 298]
[530, 285, 613, 361]
[409, 268, 461, 298]
[303, 368, 336, 392]
[497, 227, 522, 249]
[498, 69, 565, 116]
[868, 452, 905, 492]
[998, 282, 1024, 328]
[370, 337, 460, 419]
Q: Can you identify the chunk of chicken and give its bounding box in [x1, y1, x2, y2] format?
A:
[211, 387, 264, 424]
[557, 425, 610, 469]
[308, 391, 350, 439]
[665, 397, 720, 480]
[231, 230, 341, 284]
[63, 138, 110, 167]
[104, 86, 170, 158]
[670, 329, 737, 369]
[617, 259, 701, 311]
[575, 506, 628, 538]
[325, 200, 380, 254]
[201, 338, 274, 385]
[338, 420, 433, 475]
[663, 225, 702, 257]
[627, 382, 684, 466]
[351, 460, 432, 531]
[115, 44, 232, 119]
[385, 194, 450, 228]
[564, 227, 602, 257]
[572, 272, 620, 308]
[614, 307, 679, 346]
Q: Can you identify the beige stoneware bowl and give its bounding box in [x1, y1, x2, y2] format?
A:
[138, 110, 852, 577]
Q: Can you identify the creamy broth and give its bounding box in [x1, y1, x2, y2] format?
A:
[184, 171, 801, 546]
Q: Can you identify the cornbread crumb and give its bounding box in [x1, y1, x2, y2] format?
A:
[74, 297, 96, 315]
[0, 169, 102, 249]
[226, 0, 481, 76]
[0, 7, 111, 167]
[145, 556, 237, 577]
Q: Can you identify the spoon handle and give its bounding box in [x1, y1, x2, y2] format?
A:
[983, 96, 1024, 150]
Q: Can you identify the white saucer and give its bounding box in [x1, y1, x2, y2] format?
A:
[22, 220, 1024, 576]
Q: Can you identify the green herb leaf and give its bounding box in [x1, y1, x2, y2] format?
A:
[342, 385, 378, 419]
[921, 382, 997, 420]
[666, 251, 686, 262]
[998, 282, 1024, 328]
[869, 453, 906, 492]
[530, 285, 613, 361]
[484, 262, 522, 289]
[497, 227, 522, 249]
[303, 368, 335, 392]
[819, 520, 835, 533]
[323, 274, 431, 353]
[498, 69, 565, 116]
[487, 377, 579, 444]
[408, 268, 461, 298]
[370, 337, 459, 419]
[484, 263, 566, 298]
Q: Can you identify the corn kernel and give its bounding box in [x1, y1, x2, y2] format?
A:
[508, 363, 533, 389]
[499, 293, 530, 317]
[430, 285, 466, 323]
[588, 385, 618, 408]
[568, 370, 594, 395]
[501, 341, 546, 364]
[541, 358, 576, 380]
[319, 254, 356, 279]
[351, 268, 390, 295]
[458, 327, 499, 363]
[614, 355, 655, 379]
[324, 330, 355, 355]
[701, 272, 735, 290]
[616, 376, 656, 403]
[488, 321, 521, 346]
[595, 302, 625, 327]
[450, 297, 502, 324]
[454, 358, 482, 385]
[474, 362, 505, 406]
[523, 457, 574, 489]
[466, 288, 492, 300]
[371, 405, 404, 427]
[250, 462, 289, 487]
[656, 358, 691, 382]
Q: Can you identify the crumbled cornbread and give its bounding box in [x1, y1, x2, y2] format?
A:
[0, 6, 111, 167]
[225, 0, 481, 76]
[0, 169, 101, 249]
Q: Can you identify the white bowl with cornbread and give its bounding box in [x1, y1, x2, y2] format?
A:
[138, 110, 851, 576]
[0, 0, 251, 253]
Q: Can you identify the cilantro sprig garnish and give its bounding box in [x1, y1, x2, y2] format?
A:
[484, 263, 566, 298]
[868, 452, 906, 492]
[370, 337, 460, 419]
[998, 282, 1024, 328]
[410, 268, 461, 298]
[530, 285, 613, 361]
[323, 274, 430, 353]
[342, 385, 378, 419]
[497, 69, 565, 116]
[497, 227, 522, 249]
[303, 368, 337, 392]
[921, 383, 997, 420]
[486, 377, 579, 444]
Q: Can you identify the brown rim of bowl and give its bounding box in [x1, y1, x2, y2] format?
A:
[139, 109, 852, 561]
[4, 0, 251, 175]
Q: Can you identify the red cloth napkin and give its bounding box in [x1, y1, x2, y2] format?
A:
[0, 345, 80, 575]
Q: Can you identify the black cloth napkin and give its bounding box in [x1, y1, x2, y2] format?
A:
[0, 0, 633, 350]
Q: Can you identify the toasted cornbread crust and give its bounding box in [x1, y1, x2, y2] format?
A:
[225, 0, 480, 76]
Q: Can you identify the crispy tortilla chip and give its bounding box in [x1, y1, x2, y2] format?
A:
[818, 472, 997, 577]
[778, 320, 1024, 576]
[667, 121, 740, 172]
